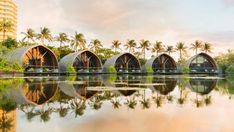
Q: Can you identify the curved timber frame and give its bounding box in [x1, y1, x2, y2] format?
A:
[6, 45, 59, 73]
[143, 54, 177, 73]
[103, 53, 141, 73]
[187, 53, 218, 73]
[59, 50, 102, 73]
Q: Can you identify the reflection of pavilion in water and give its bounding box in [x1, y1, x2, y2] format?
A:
[188, 78, 217, 95]
[7, 78, 59, 106]
[59, 76, 103, 100]
[188, 78, 217, 107]
[151, 77, 177, 95]
[22, 78, 58, 105]
[104, 75, 143, 96]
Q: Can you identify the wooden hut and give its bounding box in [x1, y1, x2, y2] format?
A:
[187, 53, 218, 73]
[143, 53, 177, 73]
[6, 45, 59, 73]
[103, 53, 141, 73]
[59, 50, 102, 74]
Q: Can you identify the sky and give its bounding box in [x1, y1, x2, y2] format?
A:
[14, 0, 234, 58]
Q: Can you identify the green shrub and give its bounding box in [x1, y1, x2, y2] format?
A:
[66, 67, 76, 73]
[107, 66, 117, 73]
[225, 64, 234, 73]
[146, 67, 154, 74]
[182, 67, 190, 74]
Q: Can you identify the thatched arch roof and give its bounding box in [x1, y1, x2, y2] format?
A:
[142, 53, 177, 72]
[187, 53, 218, 69]
[59, 50, 102, 73]
[103, 53, 141, 73]
[6, 45, 58, 67]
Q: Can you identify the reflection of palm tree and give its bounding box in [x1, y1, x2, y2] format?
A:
[166, 95, 174, 103]
[177, 79, 188, 106]
[204, 95, 212, 106]
[39, 108, 53, 122]
[70, 98, 86, 117]
[58, 106, 69, 118]
[89, 95, 103, 110]
[194, 93, 204, 108]
[140, 90, 151, 109]
[125, 97, 137, 109]
[153, 93, 164, 108]
[111, 99, 121, 109]
[20, 105, 39, 121]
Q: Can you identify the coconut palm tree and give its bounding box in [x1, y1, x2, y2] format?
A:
[55, 32, 69, 47]
[124, 39, 137, 53]
[111, 40, 121, 53]
[139, 39, 150, 59]
[202, 42, 212, 53]
[21, 28, 36, 43]
[165, 45, 174, 55]
[0, 19, 13, 41]
[190, 40, 203, 55]
[37, 27, 53, 45]
[89, 39, 103, 52]
[176, 42, 187, 60]
[70, 32, 86, 51]
[151, 41, 164, 56]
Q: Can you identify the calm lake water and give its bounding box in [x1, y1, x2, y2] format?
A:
[0, 75, 234, 132]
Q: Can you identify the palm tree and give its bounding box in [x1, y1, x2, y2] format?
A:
[151, 41, 164, 56]
[165, 45, 174, 55]
[89, 39, 103, 52]
[21, 28, 36, 43]
[70, 32, 86, 51]
[190, 40, 203, 55]
[111, 40, 121, 53]
[139, 39, 150, 59]
[55, 32, 69, 47]
[37, 27, 53, 45]
[176, 42, 187, 60]
[202, 42, 212, 53]
[124, 39, 137, 53]
[0, 19, 13, 41]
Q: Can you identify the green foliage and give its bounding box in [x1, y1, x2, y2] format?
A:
[146, 67, 154, 74]
[48, 46, 74, 60]
[96, 48, 117, 63]
[139, 58, 147, 65]
[66, 67, 76, 74]
[0, 57, 24, 72]
[107, 66, 117, 73]
[0, 38, 18, 49]
[182, 67, 190, 74]
[215, 50, 234, 72]
[225, 64, 234, 73]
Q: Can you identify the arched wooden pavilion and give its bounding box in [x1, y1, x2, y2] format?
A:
[59, 50, 102, 74]
[187, 53, 218, 73]
[6, 45, 59, 73]
[143, 54, 177, 73]
[103, 53, 141, 73]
